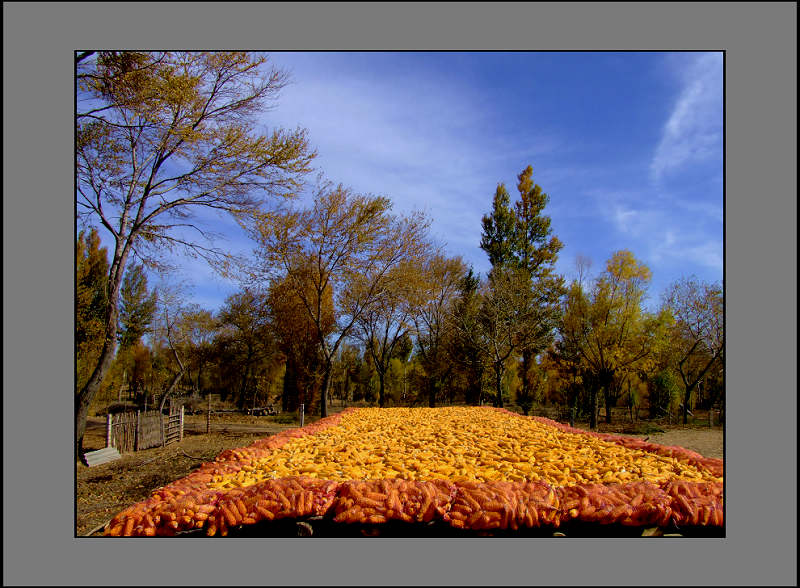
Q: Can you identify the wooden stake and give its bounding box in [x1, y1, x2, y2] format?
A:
[106, 413, 113, 448]
[135, 410, 140, 452]
[207, 394, 211, 434]
[300, 403, 304, 427]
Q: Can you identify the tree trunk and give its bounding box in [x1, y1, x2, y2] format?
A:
[428, 378, 437, 408]
[195, 361, 204, 395]
[75, 246, 130, 464]
[159, 368, 185, 412]
[595, 369, 614, 425]
[682, 385, 695, 425]
[282, 358, 298, 413]
[588, 384, 598, 430]
[237, 350, 253, 411]
[604, 392, 613, 424]
[378, 370, 386, 408]
[678, 350, 719, 426]
[76, 332, 118, 464]
[493, 364, 505, 408]
[521, 348, 532, 405]
[320, 364, 332, 418]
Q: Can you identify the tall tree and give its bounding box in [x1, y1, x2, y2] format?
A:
[76, 228, 109, 393]
[354, 259, 427, 407]
[448, 267, 487, 405]
[511, 166, 565, 401]
[661, 276, 724, 424]
[180, 308, 218, 395]
[252, 179, 431, 417]
[218, 288, 275, 410]
[75, 51, 316, 463]
[559, 250, 669, 429]
[480, 183, 518, 268]
[455, 266, 539, 408]
[117, 264, 157, 350]
[480, 165, 565, 406]
[267, 266, 333, 413]
[411, 254, 468, 407]
[103, 263, 157, 407]
[150, 284, 195, 410]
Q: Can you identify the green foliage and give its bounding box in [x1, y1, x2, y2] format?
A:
[446, 267, 484, 405]
[558, 250, 669, 427]
[410, 254, 468, 407]
[118, 264, 157, 350]
[391, 331, 414, 363]
[480, 184, 517, 268]
[515, 357, 548, 415]
[477, 166, 565, 409]
[268, 413, 298, 425]
[218, 288, 277, 410]
[512, 166, 564, 278]
[253, 178, 431, 415]
[76, 228, 109, 392]
[648, 368, 680, 419]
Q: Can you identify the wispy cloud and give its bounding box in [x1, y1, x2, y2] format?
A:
[582, 184, 722, 293]
[650, 53, 723, 182]
[121, 52, 722, 312]
[265, 55, 568, 276]
[649, 227, 723, 272]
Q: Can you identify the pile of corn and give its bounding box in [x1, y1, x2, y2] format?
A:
[104, 407, 723, 536]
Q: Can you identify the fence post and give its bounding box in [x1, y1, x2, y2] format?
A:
[135, 410, 140, 452]
[207, 394, 211, 434]
[300, 403, 304, 427]
[106, 413, 113, 448]
[161, 409, 166, 447]
[180, 405, 184, 442]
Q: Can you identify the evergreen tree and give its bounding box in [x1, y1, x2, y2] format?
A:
[76, 228, 109, 392]
[479, 165, 565, 405]
[118, 264, 157, 350]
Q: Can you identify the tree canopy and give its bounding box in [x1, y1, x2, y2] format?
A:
[250, 178, 432, 416]
[75, 51, 316, 463]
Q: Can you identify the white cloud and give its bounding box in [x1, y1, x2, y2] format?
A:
[681, 240, 723, 273]
[259, 55, 573, 284]
[612, 205, 639, 234]
[650, 53, 723, 182]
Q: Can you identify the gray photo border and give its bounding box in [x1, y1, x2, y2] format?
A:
[3, 2, 796, 586]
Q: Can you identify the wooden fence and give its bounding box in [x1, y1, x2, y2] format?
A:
[106, 404, 184, 453]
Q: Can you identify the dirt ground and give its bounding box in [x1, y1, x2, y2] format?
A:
[571, 421, 724, 460]
[76, 410, 723, 536]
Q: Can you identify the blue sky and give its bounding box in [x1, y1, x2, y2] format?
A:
[96, 51, 724, 312]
